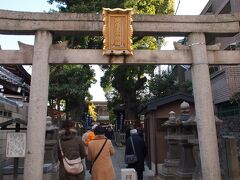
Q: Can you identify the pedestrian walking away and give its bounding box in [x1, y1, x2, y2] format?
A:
[105, 125, 114, 140]
[88, 125, 116, 180]
[125, 128, 147, 180]
[57, 120, 87, 180]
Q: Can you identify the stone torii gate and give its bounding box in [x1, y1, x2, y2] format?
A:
[0, 9, 239, 180]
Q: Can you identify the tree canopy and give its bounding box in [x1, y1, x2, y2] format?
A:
[100, 0, 174, 121]
[49, 65, 96, 121]
[47, 0, 175, 123]
[148, 68, 192, 99]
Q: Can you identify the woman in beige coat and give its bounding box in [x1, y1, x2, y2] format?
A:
[88, 125, 116, 180]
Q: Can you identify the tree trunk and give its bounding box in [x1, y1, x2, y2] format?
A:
[177, 65, 185, 91]
[123, 90, 138, 121]
[69, 99, 86, 122]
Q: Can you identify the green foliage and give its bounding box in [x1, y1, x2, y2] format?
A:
[133, 36, 158, 49]
[125, 0, 174, 14]
[179, 80, 192, 93]
[101, 64, 155, 119]
[69, 36, 103, 49]
[49, 65, 95, 99]
[47, 0, 175, 121]
[99, 0, 174, 120]
[148, 69, 192, 100]
[47, 0, 124, 13]
[101, 65, 155, 95]
[148, 70, 178, 98]
[49, 65, 96, 119]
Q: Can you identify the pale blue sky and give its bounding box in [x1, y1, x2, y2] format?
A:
[0, 0, 57, 12]
[0, 0, 209, 49]
[0, 0, 209, 101]
[0, 0, 58, 50]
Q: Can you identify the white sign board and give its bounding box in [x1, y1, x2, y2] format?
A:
[6, 133, 26, 157]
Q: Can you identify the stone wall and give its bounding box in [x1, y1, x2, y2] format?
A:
[219, 116, 240, 157]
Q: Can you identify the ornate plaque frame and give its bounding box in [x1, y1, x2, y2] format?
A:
[103, 8, 133, 55]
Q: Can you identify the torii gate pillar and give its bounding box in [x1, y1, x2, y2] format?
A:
[189, 33, 221, 180]
[23, 31, 52, 180]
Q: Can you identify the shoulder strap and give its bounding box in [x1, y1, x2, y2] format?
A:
[58, 137, 81, 158]
[130, 136, 136, 154]
[92, 139, 107, 166]
[58, 139, 65, 157]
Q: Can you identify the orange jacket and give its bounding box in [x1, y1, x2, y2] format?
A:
[85, 131, 95, 145]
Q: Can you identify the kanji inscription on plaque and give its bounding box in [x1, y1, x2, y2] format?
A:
[6, 133, 26, 157]
[103, 8, 133, 55]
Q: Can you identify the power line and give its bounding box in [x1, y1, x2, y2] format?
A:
[175, 0, 182, 15]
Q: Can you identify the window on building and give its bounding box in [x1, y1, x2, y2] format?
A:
[217, 102, 240, 118]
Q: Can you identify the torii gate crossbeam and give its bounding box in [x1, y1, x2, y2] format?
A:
[0, 9, 239, 36]
[0, 48, 239, 65]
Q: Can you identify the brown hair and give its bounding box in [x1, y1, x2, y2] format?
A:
[94, 125, 105, 135]
[61, 120, 75, 135]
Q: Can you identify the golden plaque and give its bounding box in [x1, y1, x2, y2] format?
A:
[103, 8, 133, 55]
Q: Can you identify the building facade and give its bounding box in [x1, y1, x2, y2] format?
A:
[93, 101, 110, 123]
[201, 0, 240, 151]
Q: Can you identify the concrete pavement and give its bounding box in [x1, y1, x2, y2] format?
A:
[85, 144, 158, 180]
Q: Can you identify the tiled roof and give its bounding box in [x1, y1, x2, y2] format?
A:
[140, 92, 194, 113]
[0, 95, 19, 107]
[0, 66, 30, 92]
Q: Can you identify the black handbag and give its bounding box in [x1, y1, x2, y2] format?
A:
[89, 139, 107, 174]
[125, 137, 138, 164]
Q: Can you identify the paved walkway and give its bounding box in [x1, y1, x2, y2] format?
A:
[85, 144, 157, 180]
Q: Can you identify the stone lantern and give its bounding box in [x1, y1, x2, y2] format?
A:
[174, 101, 196, 180]
[160, 101, 197, 180]
[160, 111, 181, 179]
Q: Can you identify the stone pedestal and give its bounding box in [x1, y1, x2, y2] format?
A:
[159, 137, 181, 179]
[221, 136, 240, 180]
[189, 139, 202, 180]
[175, 138, 196, 180]
[44, 140, 57, 164]
[159, 111, 181, 179]
[165, 138, 180, 166]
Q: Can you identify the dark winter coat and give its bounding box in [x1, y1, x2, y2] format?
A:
[58, 130, 87, 180]
[105, 128, 114, 140]
[125, 133, 147, 172]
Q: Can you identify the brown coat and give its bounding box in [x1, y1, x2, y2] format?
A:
[88, 135, 116, 180]
[58, 132, 87, 180]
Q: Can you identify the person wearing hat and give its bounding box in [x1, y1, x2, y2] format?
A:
[125, 128, 147, 180]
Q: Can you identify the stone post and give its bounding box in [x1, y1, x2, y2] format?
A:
[221, 136, 240, 180]
[23, 31, 52, 180]
[188, 33, 221, 180]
